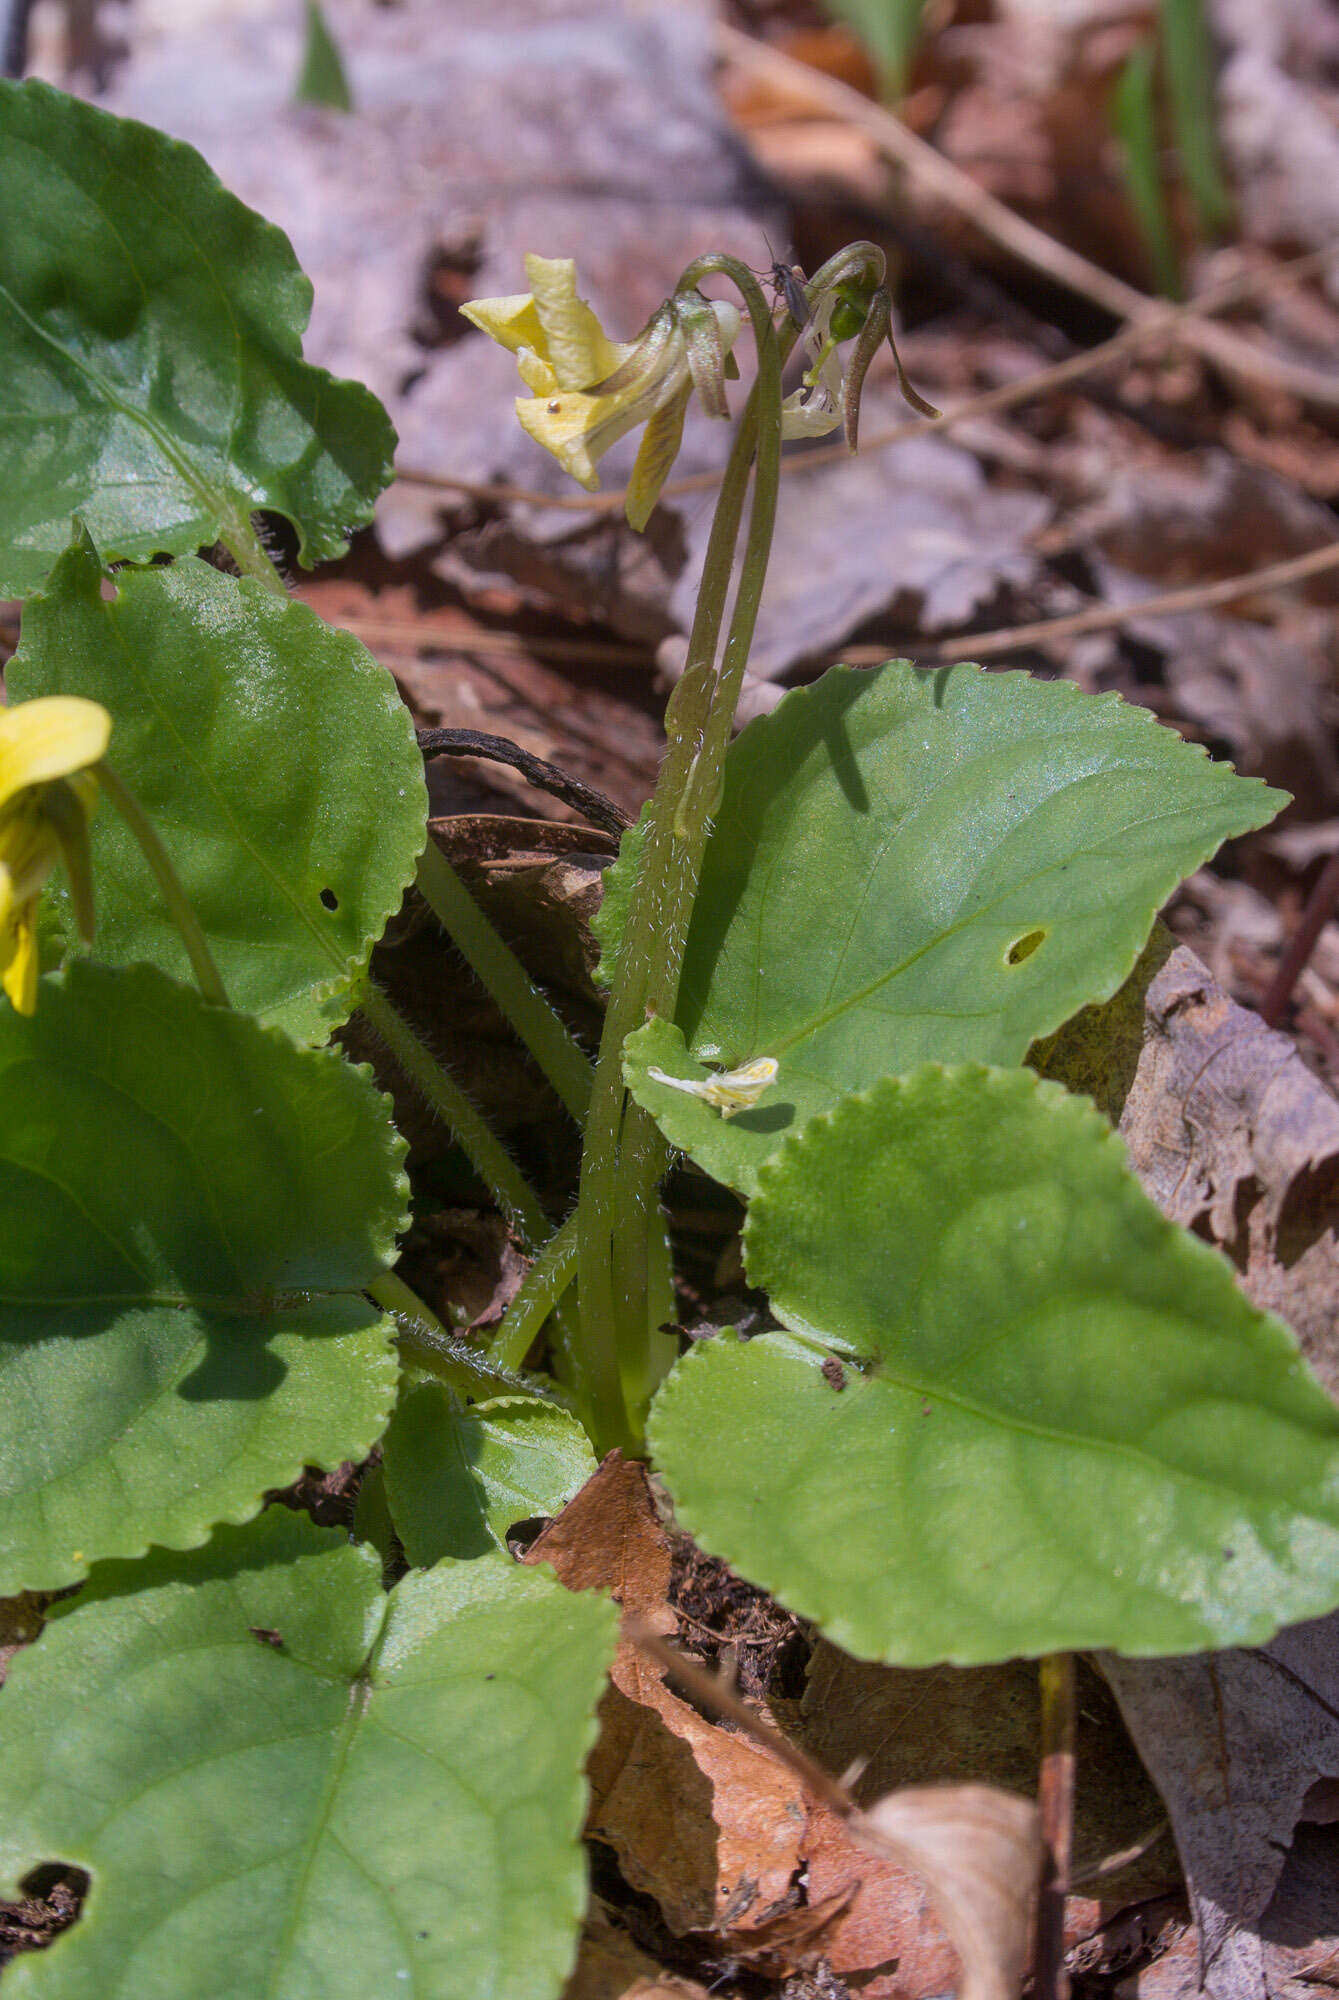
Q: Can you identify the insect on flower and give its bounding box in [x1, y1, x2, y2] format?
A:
[645, 1055, 779, 1119]
[768, 259, 812, 331]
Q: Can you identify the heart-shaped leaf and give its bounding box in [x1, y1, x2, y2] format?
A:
[625, 663, 1284, 1191]
[384, 1383, 599, 1563]
[9, 535, 426, 1041]
[649, 1067, 1339, 1663]
[0, 78, 394, 596]
[0, 1508, 616, 1999]
[0, 961, 406, 1594]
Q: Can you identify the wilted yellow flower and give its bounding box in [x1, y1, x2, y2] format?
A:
[462, 254, 742, 530]
[0, 696, 110, 1013]
[646, 1055, 779, 1120]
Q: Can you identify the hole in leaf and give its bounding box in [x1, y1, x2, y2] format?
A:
[2, 1863, 88, 1962]
[319, 888, 339, 912]
[1006, 928, 1046, 966]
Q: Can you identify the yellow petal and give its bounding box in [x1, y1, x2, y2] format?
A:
[524, 254, 628, 391]
[458, 291, 548, 357]
[0, 697, 110, 810]
[0, 903, 38, 1014]
[0, 804, 59, 915]
[515, 347, 560, 397]
[515, 387, 644, 491]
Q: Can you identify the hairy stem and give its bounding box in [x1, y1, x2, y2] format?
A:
[487, 1211, 580, 1375]
[414, 837, 592, 1123]
[575, 260, 784, 1452]
[220, 512, 289, 597]
[358, 981, 549, 1250]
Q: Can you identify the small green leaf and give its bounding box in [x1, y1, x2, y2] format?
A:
[10, 535, 426, 1041]
[1113, 41, 1184, 298]
[1160, 0, 1233, 238]
[649, 1067, 1339, 1664]
[384, 1384, 598, 1563]
[0, 1508, 617, 1999]
[627, 662, 1284, 1192]
[0, 961, 407, 1594]
[295, 0, 354, 112]
[0, 79, 394, 596]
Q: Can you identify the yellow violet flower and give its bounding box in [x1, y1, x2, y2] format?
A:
[462, 254, 742, 531]
[0, 695, 110, 1013]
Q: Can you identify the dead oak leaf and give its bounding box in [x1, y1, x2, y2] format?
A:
[524, 1454, 811, 1937]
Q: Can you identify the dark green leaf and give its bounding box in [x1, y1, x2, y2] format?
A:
[0, 1508, 616, 1998]
[626, 662, 1284, 1191]
[10, 535, 426, 1041]
[0, 79, 393, 595]
[0, 961, 406, 1594]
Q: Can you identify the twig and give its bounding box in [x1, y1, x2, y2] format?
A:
[416, 725, 631, 835]
[713, 23, 1339, 411]
[857, 539, 1339, 665]
[325, 612, 649, 669]
[1259, 848, 1339, 1027]
[622, 1613, 854, 1815]
[1035, 1653, 1077, 2000]
[393, 245, 1338, 514]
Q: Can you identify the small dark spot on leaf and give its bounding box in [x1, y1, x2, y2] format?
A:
[921, 1399, 933, 1417]
[248, 1626, 284, 1649]
[319, 888, 339, 912]
[821, 1358, 846, 1391]
[1007, 928, 1046, 966]
[1223, 1547, 1235, 1560]
[484, 1673, 496, 1681]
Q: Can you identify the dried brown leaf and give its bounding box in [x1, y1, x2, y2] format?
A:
[1117, 944, 1339, 1401]
[524, 1456, 812, 1937]
[855, 1784, 1042, 2000]
[1104, 1621, 1339, 1996]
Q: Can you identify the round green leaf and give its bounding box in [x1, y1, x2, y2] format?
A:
[627, 662, 1285, 1192]
[384, 1384, 598, 1564]
[0, 961, 407, 1594]
[0, 78, 394, 597]
[0, 1507, 617, 1999]
[9, 535, 426, 1040]
[649, 1067, 1339, 1664]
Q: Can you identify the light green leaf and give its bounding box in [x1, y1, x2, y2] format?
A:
[0, 78, 394, 597]
[627, 662, 1284, 1192]
[649, 1067, 1339, 1664]
[384, 1384, 598, 1563]
[295, 0, 354, 111]
[10, 535, 426, 1041]
[0, 1507, 617, 1999]
[0, 961, 407, 1595]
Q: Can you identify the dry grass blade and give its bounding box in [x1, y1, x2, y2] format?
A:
[855, 1786, 1043, 2000]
